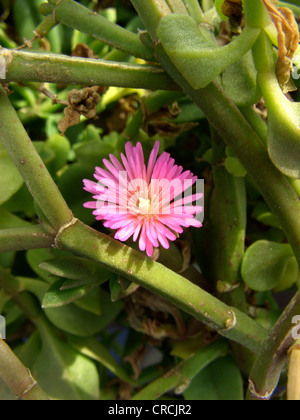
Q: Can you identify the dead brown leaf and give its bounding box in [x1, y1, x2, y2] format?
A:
[144, 102, 198, 138]
[123, 340, 147, 380]
[125, 288, 186, 340]
[72, 43, 97, 59]
[118, 382, 134, 400]
[263, 0, 299, 90]
[221, 0, 244, 31]
[58, 86, 106, 135]
[106, 96, 138, 133]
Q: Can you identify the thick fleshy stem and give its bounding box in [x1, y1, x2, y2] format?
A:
[132, 339, 229, 400]
[165, 0, 188, 14]
[0, 267, 52, 400]
[0, 339, 51, 401]
[130, 2, 300, 265]
[0, 76, 267, 354]
[0, 265, 65, 400]
[55, 218, 268, 354]
[246, 291, 300, 400]
[0, 225, 54, 253]
[154, 45, 300, 267]
[182, 0, 205, 23]
[0, 48, 178, 91]
[0, 85, 73, 230]
[210, 131, 247, 309]
[209, 130, 255, 374]
[51, 0, 155, 61]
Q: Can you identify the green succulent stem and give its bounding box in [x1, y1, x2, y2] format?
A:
[239, 106, 267, 146]
[52, 0, 154, 61]
[131, 0, 171, 40]
[55, 218, 267, 354]
[0, 266, 53, 400]
[0, 225, 54, 253]
[132, 0, 300, 265]
[1, 0, 300, 400]
[34, 13, 57, 38]
[246, 290, 300, 400]
[152, 43, 300, 267]
[0, 48, 177, 91]
[0, 85, 73, 229]
[182, 0, 205, 23]
[132, 339, 229, 400]
[210, 130, 255, 374]
[0, 77, 267, 355]
[243, 0, 270, 29]
[0, 78, 266, 355]
[0, 339, 51, 401]
[210, 131, 247, 310]
[165, 0, 188, 14]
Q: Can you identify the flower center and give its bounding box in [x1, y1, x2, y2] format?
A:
[137, 197, 151, 214]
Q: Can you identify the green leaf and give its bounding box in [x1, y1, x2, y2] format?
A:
[256, 66, 300, 178]
[45, 134, 71, 173]
[267, 99, 300, 178]
[171, 334, 207, 360]
[0, 207, 30, 229]
[0, 252, 15, 269]
[254, 308, 282, 331]
[68, 335, 134, 384]
[133, 341, 229, 400]
[215, 0, 228, 20]
[33, 141, 56, 169]
[0, 142, 23, 205]
[3, 184, 35, 217]
[273, 256, 299, 293]
[225, 157, 247, 177]
[222, 51, 260, 107]
[183, 356, 243, 400]
[44, 289, 123, 337]
[73, 286, 102, 315]
[2, 299, 24, 327]
[33, 325, 100, 400]
[13, 0, 44, 44]
[17, 277, 49, 301]
[157, 14, 259, 89]
[74, 140, 113, 169]
[241, 240, 298, 292]
[0, 290, 10, 314]
[110, 276, 139, 302]
[26, 249, 61, 283]
[39, 255, 111, 286]
[77, 124, 103, 143]
[42, 279, 94, 309]
[15, 330, 42, 368]
[57, 163, 95, 225]
[252, 203, 282, 229]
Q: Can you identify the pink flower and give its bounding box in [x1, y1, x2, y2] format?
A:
[83, 141, 203, 257]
